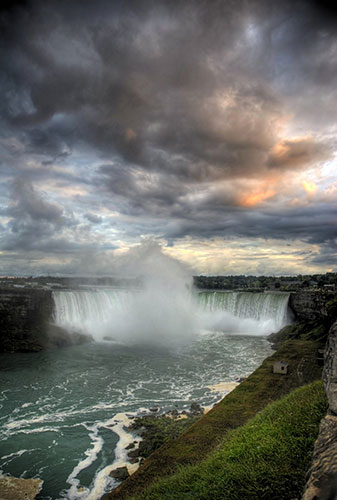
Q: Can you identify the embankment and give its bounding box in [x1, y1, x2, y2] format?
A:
[105, 338, 324, 500]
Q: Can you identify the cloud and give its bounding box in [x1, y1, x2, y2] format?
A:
[267, 137, 329, 169]
[0, 0, 336, 273]
[9, 178, 65, 224]
[2, 178, 73, 252]
[85, 212, 103, 224]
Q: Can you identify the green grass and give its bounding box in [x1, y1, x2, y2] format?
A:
[130, 415, 200, 459]
[106, 339, 323, 500]
[268, 321, 329, 348]
[131, 381, 327, 500]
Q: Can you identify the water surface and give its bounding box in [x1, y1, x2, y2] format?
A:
[0, 333, 272, 499]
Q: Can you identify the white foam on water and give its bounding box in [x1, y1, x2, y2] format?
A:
[63, 412, 140, 500]
[5, 426, 61, 436]
[22, 403, 34, 408]
[3, 404, 107, 436]
[0, 449, 31, 466]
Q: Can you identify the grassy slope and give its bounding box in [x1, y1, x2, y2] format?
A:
[107, 339, 323, 500]
[132, 381, 327, 500]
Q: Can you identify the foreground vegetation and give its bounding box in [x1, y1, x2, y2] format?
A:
[129, 414, 200, 459]
[131, 381, 327, 500]
[108, 339, 323, 499]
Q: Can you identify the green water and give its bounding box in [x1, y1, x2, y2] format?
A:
[0, 333, 272, 499]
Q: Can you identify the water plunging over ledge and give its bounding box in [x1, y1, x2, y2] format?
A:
[52, 289, 291, 341]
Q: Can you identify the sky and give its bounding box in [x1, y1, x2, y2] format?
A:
[0, 0, 337, 276]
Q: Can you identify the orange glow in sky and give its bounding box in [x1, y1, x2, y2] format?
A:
[240, 188, 276, 207]
[302, 180, 317, 196]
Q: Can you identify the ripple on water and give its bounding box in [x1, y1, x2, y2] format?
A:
[0, 334, 272, 499]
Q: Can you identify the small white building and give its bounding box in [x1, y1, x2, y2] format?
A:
[273, 361, 289, 375]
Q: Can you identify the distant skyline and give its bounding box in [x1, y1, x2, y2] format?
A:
[0, 0, 337, 276]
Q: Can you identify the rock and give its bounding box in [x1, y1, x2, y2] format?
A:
[46, 324, 93, 349]
[0, 475, 42, 500]
[323, 321, 337, 414]
[190, 402, 203, 414]
[128, 449, 140, 458]
[302, 414, 337, 500]
[126, 443, 135, 450]
[0, 288, 54, 353]
[109, 466, 130, 481]
[289, 290, 336, 322]
[302, 320, 337, 500]
[129, 457, 139, 464]
[149, 407, 159, 413]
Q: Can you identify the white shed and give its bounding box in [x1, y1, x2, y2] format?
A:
[273, 361, 289, 375]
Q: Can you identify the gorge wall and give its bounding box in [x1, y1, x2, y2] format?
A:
[0, 288, 91, 353]
[0, 288, 54, 352]
[289, 290, 337, 321]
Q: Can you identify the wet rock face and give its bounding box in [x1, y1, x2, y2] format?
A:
[110, 467, 130, 481]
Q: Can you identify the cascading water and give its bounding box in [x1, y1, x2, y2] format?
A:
[198, 291, 290, 335]
[53, 289, 131, 339]
[52, 285, 197, 345]
[52, 288, 291, 340]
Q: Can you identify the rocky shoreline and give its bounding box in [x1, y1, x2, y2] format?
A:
[108, 381, 241, 488]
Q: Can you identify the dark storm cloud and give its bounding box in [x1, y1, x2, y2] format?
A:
[1, 0, 332, 173]
[162, 203, 337, 245]
[9, 178, 65, 224]
[1, 178, 77, 253]
[0, 0, 337, 272]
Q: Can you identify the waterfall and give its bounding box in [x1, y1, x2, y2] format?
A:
[52, 289, 291, 341]
[198, 291, 290, 335]
[199, 291, 290, 324]
[52, 289, 132, 338]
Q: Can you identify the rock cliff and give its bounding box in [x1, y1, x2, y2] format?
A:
[0, 288, 54, 352]
[302, 320, 337, 500]
[0, 288, 92, 353]
[289, 290, 337, 321]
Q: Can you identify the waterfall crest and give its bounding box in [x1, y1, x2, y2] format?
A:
[198, 291, 290, 335]
[52, 289, 290, 341]
[199, 291, 289, 324]
[52, 289, 131, 337]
